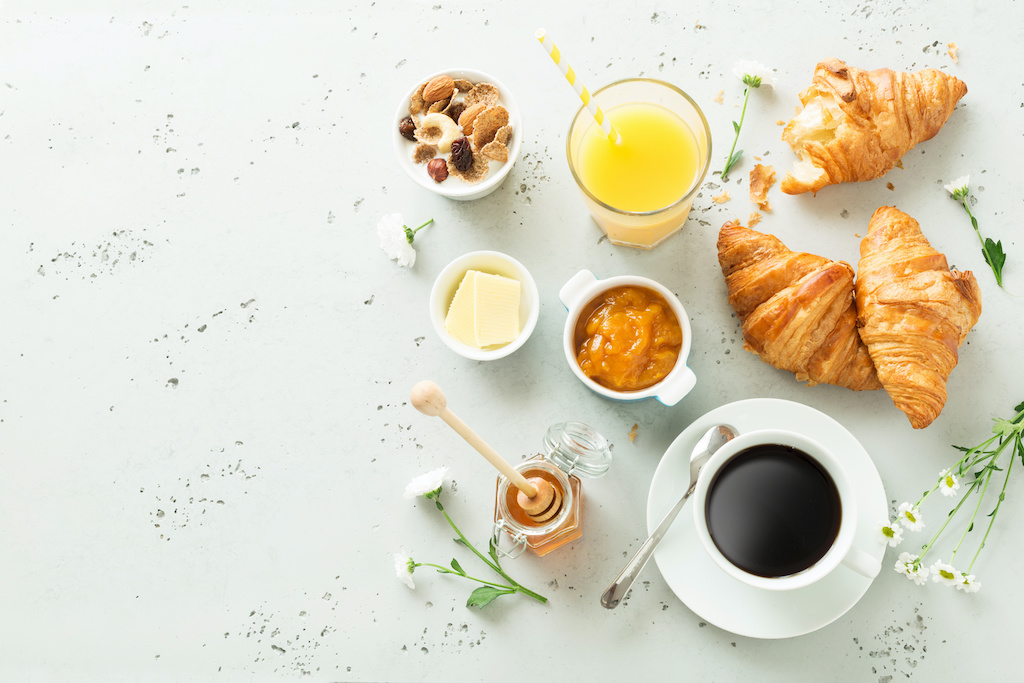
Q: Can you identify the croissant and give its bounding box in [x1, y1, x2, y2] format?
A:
[717, 222, 881, 391]
[855, 207, 982, 429]
[781, 58, 967, 195]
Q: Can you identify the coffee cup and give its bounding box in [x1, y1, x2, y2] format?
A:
[691, 429, 880, 591]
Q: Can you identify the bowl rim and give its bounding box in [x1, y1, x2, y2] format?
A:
[561, 273, 693, 400]
[393, 67, 523, 199]
[430, 250, 539, 361]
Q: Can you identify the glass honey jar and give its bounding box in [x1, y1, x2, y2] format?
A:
[492, 421, 612, 557]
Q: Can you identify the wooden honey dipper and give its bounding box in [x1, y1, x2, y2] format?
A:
[410, 380, 562, 523]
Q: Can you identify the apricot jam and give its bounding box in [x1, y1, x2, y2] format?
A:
[574, 285, 683, 391]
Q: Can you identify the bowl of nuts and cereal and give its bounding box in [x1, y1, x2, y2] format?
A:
[393, 68, 522, 201]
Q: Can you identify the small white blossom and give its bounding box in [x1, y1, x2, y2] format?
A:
[895, 552, 930, 585]
[404, 466, 449, 499]
[944, 175, 970, 200]
[939, 468, 961, 497]
[394, 552, 416, 589]
[897, 502, 925, 532]
[931, 560, 963, 587]
[956, 573, 981, 593]
[878, 520, 904, 547]
[732, 60, 777, 89]
[377, 213, 417, 268]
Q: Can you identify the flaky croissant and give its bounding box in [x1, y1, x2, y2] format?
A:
[781, 58, 967, 195]
[855, 207, 982, 429]
[717, 222, 881, 391]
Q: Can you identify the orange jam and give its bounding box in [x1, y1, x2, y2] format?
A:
[574, 285, 683, 391]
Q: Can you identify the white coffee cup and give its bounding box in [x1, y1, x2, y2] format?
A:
[691, 429, 880, 591]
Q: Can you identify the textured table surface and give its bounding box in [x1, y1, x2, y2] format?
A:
[2, 1, 1022, 681]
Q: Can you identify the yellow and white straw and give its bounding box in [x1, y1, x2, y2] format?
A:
[535, 28, 620, 143]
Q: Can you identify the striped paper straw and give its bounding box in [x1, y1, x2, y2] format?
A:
[535, 28, 620, 143]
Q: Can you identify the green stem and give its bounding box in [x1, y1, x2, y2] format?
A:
[967, 439, 1017, 572]
[918, 475, 983, 564]
[960, 198, 985, 252]
[720, 87, 751, 181]
[404, 218, 434, 243]
[947, 476, 987, 563]
[435, 499, 547, 603]
[414, 562, 514, 590]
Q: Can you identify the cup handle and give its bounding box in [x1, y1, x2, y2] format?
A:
[558, 269, 596, 310]
[654, 365, 696, 406]
[841, 545, 881, 578]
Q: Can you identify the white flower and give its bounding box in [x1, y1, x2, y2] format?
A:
[394, 551, 416, 589]
[939, 468, 961, 497]
[931, 560, 963, 587]
[403, 466, 449, 499]
[895, 552, 929, 585]
[897, 502, 925, 532]
[878, 520, 904, 547]
[377, 213, 417, 268]
[732, 60, 777, 89]
[956, 573, 981, 593]
[944, 175, 970, 199]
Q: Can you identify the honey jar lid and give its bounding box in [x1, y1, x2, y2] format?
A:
[542, 422, 612, 478]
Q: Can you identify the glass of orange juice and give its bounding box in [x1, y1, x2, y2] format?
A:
[566, 79, 711, 249]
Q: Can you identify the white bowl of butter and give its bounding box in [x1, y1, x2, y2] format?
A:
[430, 250, 539, 361]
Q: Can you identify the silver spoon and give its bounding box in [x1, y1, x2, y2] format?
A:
[600, 424, 736, 609]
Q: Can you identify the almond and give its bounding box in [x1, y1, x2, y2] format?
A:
[422, 74, 455, 103]
[458, 103, 486, 136]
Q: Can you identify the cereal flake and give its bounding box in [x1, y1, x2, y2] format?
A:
[465, 82, 500, 109]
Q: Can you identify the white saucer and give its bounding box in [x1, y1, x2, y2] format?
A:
[647, 398, 887, 639]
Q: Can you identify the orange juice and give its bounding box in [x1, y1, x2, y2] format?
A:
[577, 102, 699, 212]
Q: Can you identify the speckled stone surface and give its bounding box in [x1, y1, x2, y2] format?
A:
[1, 1, 1022, 681]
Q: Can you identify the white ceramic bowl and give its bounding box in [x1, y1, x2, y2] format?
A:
[559, 269, 696, 405]
[393, 68, 523, 201]
[430, 251, 539, 361]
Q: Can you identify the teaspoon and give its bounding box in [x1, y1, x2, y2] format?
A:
[600, 424, 736, 609]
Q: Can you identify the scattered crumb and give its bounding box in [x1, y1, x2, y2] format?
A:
[895, 159, 904, 169]
[628, 424, 639, 442]
[748, 212, 763, 227]
[948, 41, 959, 63]
[886, 182, 895, 191]
[775, 119, 786, 126]
[713, 89, 724, 104]
[854, 233, 861, 238]
[713, 191, 731, 204]
[749, 163, 776, 210]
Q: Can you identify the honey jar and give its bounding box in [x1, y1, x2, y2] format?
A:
[492, 422, 612, 557]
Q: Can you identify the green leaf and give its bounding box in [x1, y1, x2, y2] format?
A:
[450, 558, 465, 574]
[466, 586, 511, 608]
[732, 120, 741, 134]
[487, 535, 502, 569]
[982, 237, 1006, 285]
[1014, 400, 1024, 413]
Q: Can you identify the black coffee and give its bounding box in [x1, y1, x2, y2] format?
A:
[705, 444, 841, 578]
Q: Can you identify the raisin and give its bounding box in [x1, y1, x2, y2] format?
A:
[427, 158, 449, 183]
[446, 102, 466, 124]
[398, 116, 416, 141]
[450, 136, 473, 172]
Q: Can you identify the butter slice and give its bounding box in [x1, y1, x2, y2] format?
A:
[444, 269, 521, 349]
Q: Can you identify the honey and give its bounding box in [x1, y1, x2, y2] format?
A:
[492, 422, 611, 558]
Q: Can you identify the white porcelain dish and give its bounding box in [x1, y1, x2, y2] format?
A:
[558, 269, 696, 406]
[647, 398, 887, 639]
[429, 250, 539, 361]
[393, 68, 522, 201]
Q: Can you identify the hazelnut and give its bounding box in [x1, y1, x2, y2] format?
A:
[427, 158, 449, 183]
[422, 75, 455, 103]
